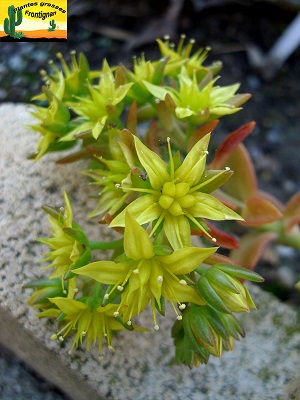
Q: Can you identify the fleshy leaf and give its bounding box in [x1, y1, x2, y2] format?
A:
[192, 221, 239, 249]
[241, 195, 283, 227]
[210, 121, 255, 169]
[230, 232, 276, 269]
[221, 144, 257, 201]
[215, 264, 264, 282]
[283, 192, 300, 232]
[187, 120, 219, 151]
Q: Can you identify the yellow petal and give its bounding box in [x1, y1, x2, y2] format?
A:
[124, 212, 155, 260]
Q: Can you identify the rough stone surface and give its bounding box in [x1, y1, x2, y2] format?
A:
[0, 103, 300, 400]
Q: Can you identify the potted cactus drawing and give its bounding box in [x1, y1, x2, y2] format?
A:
[3, 5, 24, 39]
[48, 19, 57, 32]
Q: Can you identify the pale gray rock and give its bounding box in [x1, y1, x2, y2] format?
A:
[0, 103, 299, 400]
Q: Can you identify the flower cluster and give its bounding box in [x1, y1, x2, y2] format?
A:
[25, 37, 300, 367]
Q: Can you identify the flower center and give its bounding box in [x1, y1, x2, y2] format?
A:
[158, 181, 197, 216]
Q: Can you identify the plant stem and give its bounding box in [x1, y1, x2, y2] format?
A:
[89, 238, 123, 251]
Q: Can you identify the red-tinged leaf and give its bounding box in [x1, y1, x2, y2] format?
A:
[230, 232, 277, 269]
[258, 190, 284, 211]
[145, 121, 160, 154]
[127, 100, 137, 136]
[204, 253, 239, 266]
[55, 149, 90, 164]
[115, 65, 126, 87]
[164, 92, 177, 112]
[156, 98, 175, 133]
[102, 214, 125, 233]
[210, 122, 256, 170]
[241, 195, 283, 227]
[192, 221, 239, 249]
[187, 120, 220, 151]
[283, 192, 300, 232]
[121, 128, 137, 158]
[221, 144, 257, 201]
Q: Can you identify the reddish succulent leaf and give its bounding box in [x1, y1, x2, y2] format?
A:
[55, 149, 90, 164]
[241, 195, 283, 227]
[204, 253, 239, 266]
[127, 100, 137, 136]
[145, 121, 160, 154]
[230, 231, 276, 269]
[188, 120, 219, 151]
[192, 221, 239, 249]
[102, 214, 124, 234]
[156, 97, 175, 133]
[284, 192, 300, 232]
[258, 190, 284, 211]
[221, 144, 257, 202]
[210, 121, 255, 169]
[115, 65, 126, 86]
[121, 128, 137, 158]
[164, 92, 177, 111]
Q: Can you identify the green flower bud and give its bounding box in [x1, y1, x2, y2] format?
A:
[172, 304, 246, 368]
[197, 264, 263, 314]
[25, 278, 66, 309]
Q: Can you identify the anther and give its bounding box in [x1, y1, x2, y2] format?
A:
[115, 184, 121, 189]
[167, 137, 170, 143]
[225, 166, 231, 171]
[133, 269, 139, 274]
[154, 325, 160, 331]
[63, 290, 67, 294]
[157, 276, 163, 283]
[104, 294, 109, 300]
[179, 304, 186, 310]
[117, 285, 124, 291]
[127, 320, 132, 326]
[212, 237, 217, 242]
[177, 315, 183, 320]
[203, 150, 209, 155]
[58, 336, 64, 342]
[82, 331, 86, 336]
[74, 288, 78, 292]
[179, 279, 187, 285]
[113, 311, 119, 317]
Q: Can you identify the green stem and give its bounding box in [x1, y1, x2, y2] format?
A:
[137, 103, 157, 121]
[89, 238, 123, 251]
[277, 234, 300, 250]
[92, 282, 102, 298]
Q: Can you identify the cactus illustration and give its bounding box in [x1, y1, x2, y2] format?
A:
[48, 19, 57, 32]
[3, 5, 23, 39]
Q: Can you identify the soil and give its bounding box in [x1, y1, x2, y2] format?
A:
[1, 0, 300, 304]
